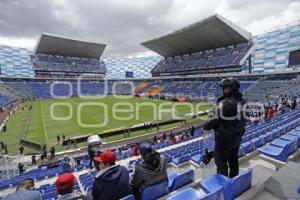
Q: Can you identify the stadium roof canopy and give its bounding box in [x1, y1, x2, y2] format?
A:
[34, 33, 106, 59]
[141, 15, 251, 57]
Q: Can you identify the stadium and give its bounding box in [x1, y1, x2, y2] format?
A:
[0, 2, 300, 200]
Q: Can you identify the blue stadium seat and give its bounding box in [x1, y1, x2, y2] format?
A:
[166, 188, 202, 200]
[168, 169, 194, 192]
[200, 169, 252, 200]
[281, 134, 299, 148]
[259, 144, 290, 162]
[166, 187, 223, 200]
[140, 181, 169, 200]
[287, 133, 300, 148]
[172, 155, 189, 166]
[271, 138, 297, 155]
[191, 154, 203, 165]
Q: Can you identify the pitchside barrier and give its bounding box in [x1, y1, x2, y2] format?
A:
[62, 118, 185, 146]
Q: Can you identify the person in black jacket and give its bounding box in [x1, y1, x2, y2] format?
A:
[203, 77, 247, 178]
[131, 142, 168, 199]
[92, 150, 131, 200]
[87, 145, 95, 169]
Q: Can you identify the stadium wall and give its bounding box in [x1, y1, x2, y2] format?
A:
[252, 22, 300, 73]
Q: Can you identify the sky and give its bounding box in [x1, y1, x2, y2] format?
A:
[0, 0, 299, 57]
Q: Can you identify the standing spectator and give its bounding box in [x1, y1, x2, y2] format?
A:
[50, 146, 55, 159]
[191, 126, 195, 137]
[18, 163, 25, 175]
[19, 146, 24, 154]
[73, 140, 77, 148]
[3, 143, 8, 154]
[133, 143, 139, 157]
[292, 99, 297, 110]
[267, 107, 274, 119]
[31, 155, 36, 165]
[162, 133, 167, 141]
[88, 145, 95, 169]
[3, 178, 42, 200]
[57, 135, 60, 143]
[92, 151, 131, 200]
[131, 142, 168, 199]
[62, 134, 66, 141]
[0, 141, 4, 150]
[67, 139, 72, 149]
[42, 149, 47, 160]
[55, 173, 82, 200]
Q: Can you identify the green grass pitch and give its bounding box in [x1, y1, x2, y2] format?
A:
[0, 96, 213, 154]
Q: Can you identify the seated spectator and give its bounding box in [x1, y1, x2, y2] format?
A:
[3, 178, 42, 200]
[92, 150, 131, 200]
[131, 142, 168, 199]
[62, 155, 73, 173]
[55, 173, 82, 200]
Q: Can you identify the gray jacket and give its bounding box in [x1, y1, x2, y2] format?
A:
[3, 189, 42, 200]
[131, 152, 168, 199]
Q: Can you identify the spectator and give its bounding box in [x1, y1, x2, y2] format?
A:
[153, 135, 158, 143]
[62, 155, 72, 173]
[57, 135, 60, 143]
[19, 146, 24, 154]
[292, 99, 297, 110]
[131, 142, 168, 199]
[191, 126, 195, 137]
[133, 143, 139, 157]
[92, 151, 131, 200]
[50, 146, 55, 159]
[73, 140, 77, 148]
[267, 107, 274, 119]
[62, 134, 66, 141]
[18, 163, 25, 175]
[162, 133, 167, 141]
[31, 155, 36, 165]
[0, 141, 4, 150]
[3, 143, 8, 154]
[3, 178, 42, 200]
[42, 149, 47, 160]
[67, 139, 72, 149]
[88, 145, 95, 169]
[55, 173, 82, 200]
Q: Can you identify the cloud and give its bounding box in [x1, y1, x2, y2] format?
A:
[0, 0, 299, 56]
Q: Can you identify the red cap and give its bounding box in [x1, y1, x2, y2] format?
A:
[55, 173, 76, 191]
[94, 150, 116, 164]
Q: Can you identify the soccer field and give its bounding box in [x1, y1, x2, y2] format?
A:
[0, 96, 213, 154]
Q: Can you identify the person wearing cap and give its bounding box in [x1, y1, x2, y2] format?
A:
[131, 142, 168, 199]
[55, 173, 82, 200]
[3, 178, 42, 200]
[92, 150, 131, 200]
[203, 77, 247, 178]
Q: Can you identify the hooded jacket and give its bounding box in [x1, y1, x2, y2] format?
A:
[92, 165, 131, 200]
[203, 92, 247, 147]
[131, 152, 168, 199]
